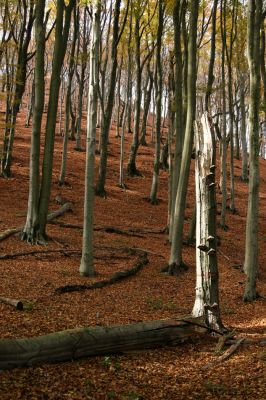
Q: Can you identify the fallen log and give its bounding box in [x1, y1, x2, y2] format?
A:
[0, 202, 73, 243]
[55, 252, 148, 293]
[0, 317, 206, 370]
[0, 296, 23, 311]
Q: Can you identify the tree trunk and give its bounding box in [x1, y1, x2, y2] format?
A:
[168, 0, 184, 239]
[243, 0, 262, 301]
[79, 0, 100, 277]
[59, 7, 78, 186]
[95, 0, 121, 197]
[0, 317, 205, 370]
[22, 0, 46, 243]
[239, 74, 248, 181]
[167, 0, 199, 274]
[149, 0, 164, 204]
[37, 0, 75, 240]
[192, 114, 224, 331]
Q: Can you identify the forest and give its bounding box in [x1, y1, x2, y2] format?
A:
[0, 0, 265, 398]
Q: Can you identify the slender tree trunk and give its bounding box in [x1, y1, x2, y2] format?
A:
[127, 14, 142, 176]
[25, 76, 35, 128]
[239, 74, 248, 181]
[220, 0, 228, 229]
[22, 0, 46, 243]
[168, 0, 184, 238]
[149, 0, 164, 204]
[140, 65, 153, 146]
[37, 0, 75, 239]
[167, 0, 199, 274]
[59, 6, 78, 186]
[3, 2, 35, 176]
[80, 0, 100, 276]
[75, 10, 88, 151]
[95, 0, 121, 196]
[243, 0, 262, 301]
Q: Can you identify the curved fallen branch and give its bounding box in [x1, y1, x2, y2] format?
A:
[55, 252, 148, 294]
[0, 202, 73, 243]
[203, 338, 245, 369]
[0, 317, 205, 370]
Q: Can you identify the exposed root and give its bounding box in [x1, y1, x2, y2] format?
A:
[161, 262, 189, 276]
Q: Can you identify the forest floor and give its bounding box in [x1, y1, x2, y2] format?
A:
[0, 109, 265, 399]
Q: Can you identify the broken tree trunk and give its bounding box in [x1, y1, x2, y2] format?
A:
[0, 297, 23, 311]
[0, 317, 206, 370]
[192, 113, 224, 331]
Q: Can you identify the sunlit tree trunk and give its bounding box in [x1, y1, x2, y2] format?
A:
[22, 0, 46, 243]
[192, 114, 224, 331]
[239, 74, 248, 181]
[38, 0, 75, 240]
[80, 0, 100, 276]
[59, 7, 78, 186]
[167, 0, 199, 274]
[168, 0, 184, 238]
[149, 0, 164, 204]
[3, 0, 35, 177]
[243, 0, 262, 301]
[96, 0, 121, 196]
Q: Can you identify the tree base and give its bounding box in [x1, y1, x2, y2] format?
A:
[219, 223, 229, 231]
[127, 163, 142, 177]
[148, 197, 159, 205]
[161, 262, 189, 276]
[95, 186, 107, 198]
[243, 290, 260, 302]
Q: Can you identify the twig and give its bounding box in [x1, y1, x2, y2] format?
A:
[202, 338, 245, 369]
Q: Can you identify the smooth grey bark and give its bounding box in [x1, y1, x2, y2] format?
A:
[2, 0, 35, 177]
[75, 8, 88, 151]
[168, 0, 184, 239]
[119, 8, 133, 189]
[140, 64, 154, 146]
[168, 0, 199, 274]
[192, 113, 224, 331]
[115, 60, 123, 138]
[127, 13, 142, 176]
[239, 74, 248, 181]
[205, 0, 218, 112]
[225, 0, 237, 213]
[243, 0, 262, 301]
[166, 54, 175, 230]
[22, 0, 46, 243]
[59, 7, 78, 186]
[219, 0, 228, 230]
[95, 0, 121, 196]
[79, 0, 100, 277]
[127, 2, 155, 176]
[149, 0, 164, 204]
[25, 76, 35, 128]
[37, 0, 75, 239]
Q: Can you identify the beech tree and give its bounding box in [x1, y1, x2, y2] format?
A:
[80, 0, 101, 277]
[243, 0, 263, 301]
[166, 0, 199, 274]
